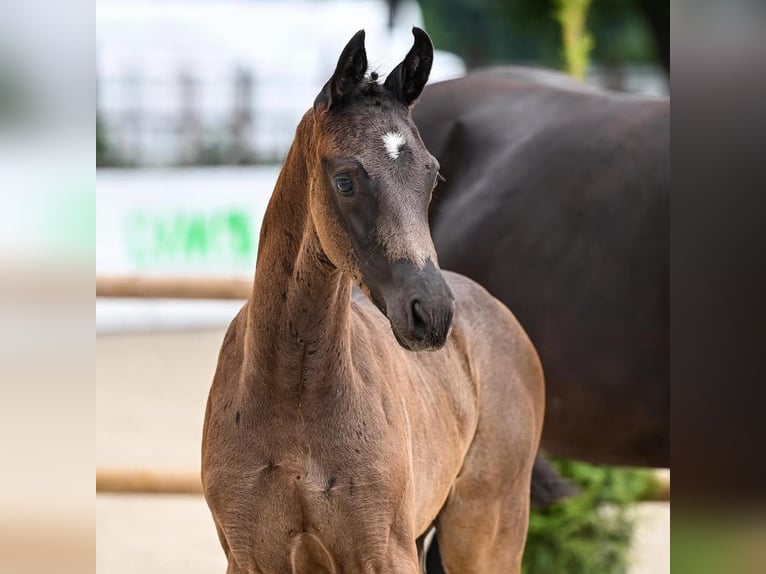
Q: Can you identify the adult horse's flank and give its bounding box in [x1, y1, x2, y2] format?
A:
[415, 68, 669, 468]
[202, 30, 544, 573]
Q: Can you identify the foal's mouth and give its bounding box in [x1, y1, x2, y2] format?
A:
[359, 258, 455, 352]
[392, 324, 437, 352]
[389, 303, 454, 352]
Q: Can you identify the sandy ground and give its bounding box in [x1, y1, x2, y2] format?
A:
[96, 329, 668, 573]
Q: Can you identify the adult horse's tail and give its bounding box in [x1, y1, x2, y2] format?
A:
[530, 452, 577, 507]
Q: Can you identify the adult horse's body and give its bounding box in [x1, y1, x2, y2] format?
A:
[414, 68, 669, 467]
[202, 32, 544, 573]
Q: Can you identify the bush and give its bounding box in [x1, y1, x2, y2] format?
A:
[522, 459, 657, 574]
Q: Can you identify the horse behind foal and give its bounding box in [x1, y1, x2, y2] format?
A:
[202, 29, 544, 574]
[414, 69, 669, 468]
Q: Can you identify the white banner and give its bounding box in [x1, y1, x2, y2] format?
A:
[97, 167, 279, 332]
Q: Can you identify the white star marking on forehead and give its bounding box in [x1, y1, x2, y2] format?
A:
[382, 132, 406, 160]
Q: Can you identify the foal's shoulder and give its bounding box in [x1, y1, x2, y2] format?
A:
[443, 270, 522, 328]
[443, 270, 543, 398]
[442, 270, 497, 305]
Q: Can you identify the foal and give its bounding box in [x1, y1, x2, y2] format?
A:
[202, 28, 544, 574]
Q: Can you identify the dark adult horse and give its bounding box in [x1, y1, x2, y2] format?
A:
[414, 67, 669, 469]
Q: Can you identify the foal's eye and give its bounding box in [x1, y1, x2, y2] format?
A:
[335, 176, 354, 195]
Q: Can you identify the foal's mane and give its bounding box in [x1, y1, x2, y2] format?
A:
[336, 75, 394, 109]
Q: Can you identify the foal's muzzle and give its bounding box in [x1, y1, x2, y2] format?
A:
[383, 259, 455, 352]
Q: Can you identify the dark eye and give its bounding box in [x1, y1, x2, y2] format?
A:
[335, 176, 354, 195]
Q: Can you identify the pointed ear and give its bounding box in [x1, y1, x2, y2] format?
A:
[384, 27, 433, 107]
[314, 29, 368, 112]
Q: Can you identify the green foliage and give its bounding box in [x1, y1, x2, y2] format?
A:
[555, 0, 594, 79]
[420, 0, 656, 69]
[420, 0, 561, 67]
[522, 459, 657, 574]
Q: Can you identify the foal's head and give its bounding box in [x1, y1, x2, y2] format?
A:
[307, 28, 454, 352]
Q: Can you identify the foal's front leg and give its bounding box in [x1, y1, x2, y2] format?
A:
[431, 471, 531, 574]
[428, 403, 536, 574]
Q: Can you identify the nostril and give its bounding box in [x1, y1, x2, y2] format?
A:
[409, 299, 428, 339]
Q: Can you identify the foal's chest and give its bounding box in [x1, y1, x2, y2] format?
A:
[206, 389, 414, 571]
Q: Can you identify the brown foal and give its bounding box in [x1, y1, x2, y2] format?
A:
[202, 28, 544, 574]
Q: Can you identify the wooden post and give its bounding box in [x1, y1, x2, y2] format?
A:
[97, 469, 203, 495]
[96, 276, 252, 300]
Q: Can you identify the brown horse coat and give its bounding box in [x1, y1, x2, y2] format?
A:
[202, 31, 544, 573]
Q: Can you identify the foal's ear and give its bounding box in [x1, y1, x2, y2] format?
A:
[315, 29, 368, 112]
[384, 27, 433, 107]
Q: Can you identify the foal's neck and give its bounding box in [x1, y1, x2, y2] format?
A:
[245, 115, 351, 383]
